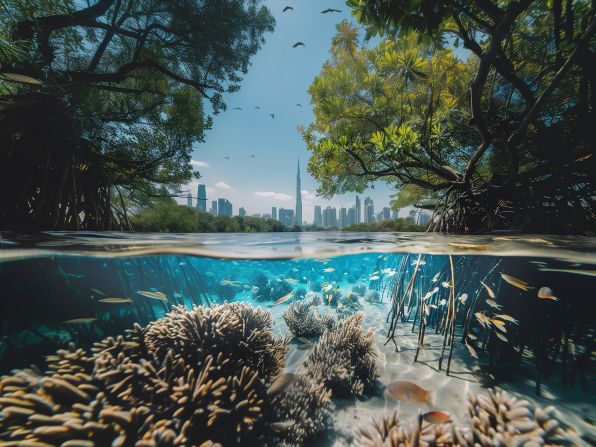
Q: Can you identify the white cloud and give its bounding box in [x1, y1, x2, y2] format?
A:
[215, 181, 232, 190]
[255, 191, 293, 201]
[190, 160, 209, 169]
[206, 187, 216, 195]
[301, 190, 318, 201]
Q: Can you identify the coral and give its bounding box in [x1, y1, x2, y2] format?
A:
[352, 283, 368, 296]
[270, 278, 292, 302]
[356, 390, 565, 447]
[365, 290, 381, 304]
[252, 271, 270, 301]
[282, 298, 334, 338]
[467, 389, 561, 446]
[0, 303, 289, 447]
[218, 283, 236, 300]
[323, 287, 342, 306]
[300, 312, 377, 397]
[267, 374, 332, 447]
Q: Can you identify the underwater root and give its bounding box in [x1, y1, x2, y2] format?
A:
[0, 303, 337, 446]
[357, 389, 563, 447]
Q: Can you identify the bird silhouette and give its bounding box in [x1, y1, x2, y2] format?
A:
[321, 8, 341, 13]
[224, 156, 230, 159]
[254, 106, 261, 109]
[270, 114, 275, 120]
[296, 103, 302, 107]
[233, 107, 243, 110]
[292, 42, 305, 48]
[283, 6, 293, 12]
[250, 155, 256, 158]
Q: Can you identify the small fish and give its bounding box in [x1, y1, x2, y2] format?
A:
[458, 293, 468, 304]
[495, 332, 508, 342]
[220, 280, 232, 286]
[438, 299, 447, 306]
[314, 258, 330, 263]
[537, 287, 559, 301]
[475, 312, 491, 328]
[423, 411, 451, 424]
[286, 278, 299, 285]
[268, 373, 299, 396]
[322, 284, 333, 292]
[297, 337, 312, 345]
[493, 314, 519, 324]
[386, 271, 396, 278]
[501, 273, 534, 291]
[243, 284, 251, 290]
[229, 281, 243, 288]
[205, 271, 215, 276]
[138, 290, 167, 301]
[412, 259, 426, 266]
[99, 298, 132, 304]
[370, 275, 380, 281]
[323, 267, 335, 273]
[337, 302, 344, 309]
[441, 281, 451, 288]
[485, 299, 502, 310]
[90, 288, 105, 296]
[274, 292, 294, 305]
[385, 381, 431, 404]
[480, 281, 496, 298]
[431, 272, 441, 283]
[538, 268, 596, 277]
[491, 319, 507, 332]
[422, 287, 439, 300]
[465, 342, 478, 358]
[269, 420, 295, 434]
[252, 286, 260, 293]
[63, 318, 96, 324]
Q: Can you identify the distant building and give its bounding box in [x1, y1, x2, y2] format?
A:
[186, 192, 192, 208]
[197, 184, 207, 211]
[263, 213, 272, 219]
[364, 197, 374, 223]
[391, 208, 399, 219]
[314, 205, 322, 227]
[211, 200, 218, 216]
[347, 207, 356, 226]
[322, 206, 337, 228]
[272, 207, 277, 221]
[355, 196, 361, 224]
[239, 207, 246, 217]
[217, 198, 232, 217]
[339, 207, 347, 229]
[408, 209, 417, 223]
[295, 159, 302, 227]
[382, 207, 391, 221]
[279, 208, 295, 227]
[251, 213, 261, 218]
[418, 212, 431, 225]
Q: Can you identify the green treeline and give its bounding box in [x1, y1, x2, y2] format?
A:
[343, 219, 425, 233]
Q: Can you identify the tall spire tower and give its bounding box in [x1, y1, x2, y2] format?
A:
[295, 158, 302, 227]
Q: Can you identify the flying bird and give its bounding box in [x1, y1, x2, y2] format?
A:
[254, 106, 261, 109]
[296, 103, 302, 107]
[250, 155, 256, 158]
[292, 42, 305, 48]
[270, 113, 275, 120]
[283, 6, 293, 12]
[224, 156, 230, 159]
[233, 107, 243, 110]
[321, 8, 341, 13]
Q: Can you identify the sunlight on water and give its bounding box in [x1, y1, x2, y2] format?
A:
[0, 232, 594, 446]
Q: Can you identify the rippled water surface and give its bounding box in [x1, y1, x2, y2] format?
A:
[0, 232, 594, 446]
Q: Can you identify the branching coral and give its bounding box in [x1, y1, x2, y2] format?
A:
[282, 298, 334, 338]
[0, 303, 288, 447]
[352, 283, 368, 297]
[300, 312, 377, 397]
[356, 390, 565, 447]
[267, 374, 332, 447]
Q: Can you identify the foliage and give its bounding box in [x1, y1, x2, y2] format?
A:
[343, 217, 424, 232]
[0, 0, 274, 230]
[130, 197, 288, 233]
[306, 1, 595, 233]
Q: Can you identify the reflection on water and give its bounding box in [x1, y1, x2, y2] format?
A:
[0, 232, 594, 446]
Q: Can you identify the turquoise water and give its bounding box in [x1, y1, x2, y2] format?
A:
[0, 232, 594, 446]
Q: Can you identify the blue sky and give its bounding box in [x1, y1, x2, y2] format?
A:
[176, 1, 397, 222]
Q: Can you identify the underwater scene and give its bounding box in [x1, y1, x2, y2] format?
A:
[0, 233, 594, 447]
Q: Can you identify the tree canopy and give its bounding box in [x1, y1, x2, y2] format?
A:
[0, 0, 274, 230]
[305, 1, 595, 233]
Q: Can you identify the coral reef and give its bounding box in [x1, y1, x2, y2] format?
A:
[337, 291, 363, 314]
[282, 298, 334, 338]
[356, 390, 564, 447]
[0, 303, 290, 446]
[300, 312, 377, 397]
[267, 374, 332, 447]
[365, 290, 381, 304]
[352, 283, 368, 297]
[323, 287, 342, 306]
[252, 271, 270, 301]
[269, 278, 293, 302]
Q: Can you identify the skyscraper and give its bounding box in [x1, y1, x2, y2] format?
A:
[355, 196, 361, 224]
[295, 159, 302, 227]
[323, 206, 337, 228]
[364, 197, 374, 223]
[197, 184, 207, 212]
[211, 200, 218, 216]
[217, 198, 232, 216]
[186, 192, 192, 208]
[272, 207, 277, 221]
[347, 207, 356, 226]
[391, 208, 399, 219]
[279, 208, 295, 227]
[339, 207, 347, 229]
[382, 207, 391, 221]
[314, 205, 322, 227]
[239, 207, 246, 217]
